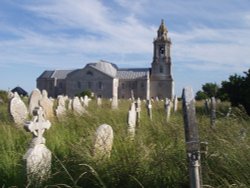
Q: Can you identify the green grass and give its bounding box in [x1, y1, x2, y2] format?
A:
[0, 99, 249, 187]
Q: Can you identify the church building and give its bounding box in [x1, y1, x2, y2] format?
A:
[37, 20, 174, 99]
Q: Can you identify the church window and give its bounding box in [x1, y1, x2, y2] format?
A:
[160, 66, 163, 73]
[121, 83, 125, 89]
[88, 82, 92, 89]
[98, 81, 103, 90]
[77, 81, 81, 89]
[159, 46, 165, 55]
[86, 71, 93, 76]
[140, 82, 145, 88]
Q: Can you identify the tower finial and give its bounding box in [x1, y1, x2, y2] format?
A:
[157, 19, 168, 38]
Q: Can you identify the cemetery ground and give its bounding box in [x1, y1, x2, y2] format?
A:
[0, 98, 250, 187]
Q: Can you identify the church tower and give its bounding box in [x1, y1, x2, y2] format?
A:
[150, 19, 174, 99]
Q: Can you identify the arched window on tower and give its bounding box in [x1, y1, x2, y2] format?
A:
[159, 66, 163, 73]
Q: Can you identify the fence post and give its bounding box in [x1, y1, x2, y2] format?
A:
[182, 87, 202, 188]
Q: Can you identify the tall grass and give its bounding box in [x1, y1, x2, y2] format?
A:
[0, 99, 249, 187]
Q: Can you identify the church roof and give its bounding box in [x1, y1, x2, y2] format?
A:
[88, 60, 118, 78]
[117, 68, 149, 79]
[37, 70, 74, 79]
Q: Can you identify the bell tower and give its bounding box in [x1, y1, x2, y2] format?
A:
[150, 19, 174, 99]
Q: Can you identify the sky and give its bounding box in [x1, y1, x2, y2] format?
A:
[0, 0, 250, 96]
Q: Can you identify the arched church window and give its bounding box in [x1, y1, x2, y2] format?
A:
[77, 81, 81, 89]
[86, 71, 93, 76]
[98, 81, 103, 90]
[160, 66, 163, 73]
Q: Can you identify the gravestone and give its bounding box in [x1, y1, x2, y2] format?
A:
[111, 78, 119, 109]
[29, 88, 42, 115]
[210, 97, 216, 128]
[164, 98, 171, 122]
[135, 98, 141, 125]
[68, 98, 72, 110]
[173, 95, 178, 112]
[83, 95, 89, 107]
[128, 102, 137, 138]
[23, 107, 51, 184]
[204, 99, 210, 114]
[93, 124, 113, 159]
[55, 96, 67, 117]
[97, 97, 102, 106]
[182, 86, 202, 188]
[147, 100, 152, 120]
[39, 90, 54, 119]
[9, 92, 28, 126]
[72, 96, 86, 114]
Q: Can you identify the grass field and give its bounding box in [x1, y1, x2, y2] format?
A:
[0, 99, 249, 187]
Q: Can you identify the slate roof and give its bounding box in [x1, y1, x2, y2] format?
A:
[88, 60, 118, 78]
[37, 70, 74, 79]
[117, 68, 149, 79]
[11, 86, 28, 96]
[37, 61, 149, 80]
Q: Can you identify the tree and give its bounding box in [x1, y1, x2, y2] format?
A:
[195, 91, 208, 100]
[220, 69, 250, 115]
[195, 82, 219, 100]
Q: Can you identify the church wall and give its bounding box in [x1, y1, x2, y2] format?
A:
[37, 78, 56, 98]
[150, 79, 173, 100]
[118, 79, 147, 99]
[65, 66, 114, 98]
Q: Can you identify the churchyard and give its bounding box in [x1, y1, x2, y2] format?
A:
[0, 88, 250, 187]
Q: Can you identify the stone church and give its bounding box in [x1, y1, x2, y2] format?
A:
[37, 20, 174, 99]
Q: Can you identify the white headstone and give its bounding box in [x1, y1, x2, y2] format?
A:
[23, 107, 51, 183]
[128, 102, 137, 138]
[136, 98, 141, 124]
[173, 95, 178, 112]
[97, 97, 102, 106]
[93, 124, 113, 159]
[39, 90, 54, 119]
[72, 97, 86, 114]
[111, 78, 119, 109]
[165, 98, 171, 122]
[9, 92, 28, 126]
[29, 88, 42, 115]
[83, 95, 89, 107]
[55, 96, 67, 117]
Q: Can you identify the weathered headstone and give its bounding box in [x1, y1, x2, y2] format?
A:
[164, 98, 171, 122]
[72, 96, 86, 114]
[83, 95, 89, 107]
[23, 107, 51, 184]
[135, 98, 141, 125]
[128, 102, 137, 138]
[29, 88, 42, 115]
[9, 92, 28, 126]
[111, 78, 119, 109]
[182, 86, 202, 188]
[97, 97, 102, 106]
[39, 90, 54, 119]
[147, 100, 152, 120]
[55, 96, 67, 117]
[173, 95, 178, 112]
[93, 124, 113, 159]
[210, 97, 216, 128]
[204, 99, 210, 114]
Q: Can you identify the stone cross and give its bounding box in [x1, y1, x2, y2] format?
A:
[182, 86, 202, 188]
[23, 107, 52, 184]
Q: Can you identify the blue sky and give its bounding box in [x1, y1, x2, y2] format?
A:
[0, 0, 250, 96]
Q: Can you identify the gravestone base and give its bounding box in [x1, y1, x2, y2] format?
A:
[23, 143, 51, 184]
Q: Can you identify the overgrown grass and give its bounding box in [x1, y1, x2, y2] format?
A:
[0, 99, 249, 187]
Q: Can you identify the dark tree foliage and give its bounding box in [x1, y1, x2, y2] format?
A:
[195, 83, 219, 100]
[221, 69, 250, 115]
[77, 89, 93, 98]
